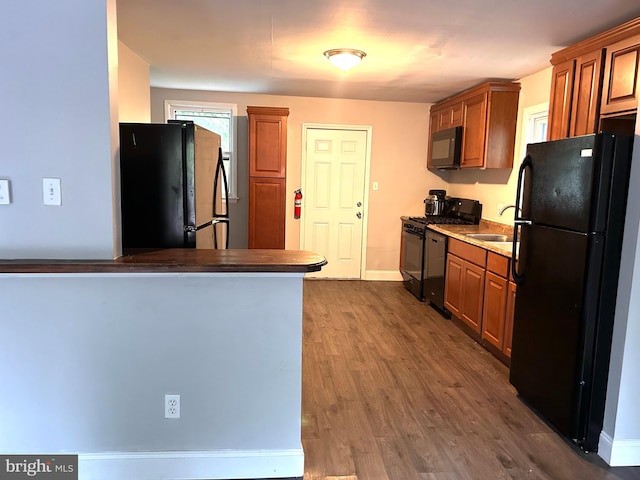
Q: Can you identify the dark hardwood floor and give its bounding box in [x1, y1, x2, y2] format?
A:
[301, 280, 640, 480]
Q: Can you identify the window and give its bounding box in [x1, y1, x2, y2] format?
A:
[165, 101, 238, 201]
[521, 102, 549, 159]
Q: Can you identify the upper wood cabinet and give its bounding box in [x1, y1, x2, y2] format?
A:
[548, 17, 640, 139]
[247, 106, 290, 249]
[548, 59, 575, 140]
[428, 81, 520, 170]
[571, 50, 605, 137]
[461, 92, 488, 168]
[248, 107, 289, 178]
[601, 34, 640, 117]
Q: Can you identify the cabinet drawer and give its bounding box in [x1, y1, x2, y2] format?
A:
[486, 251, 509, 277]
[448, 238, 487, 267]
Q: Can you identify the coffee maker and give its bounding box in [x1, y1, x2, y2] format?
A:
[424, 189, 446, 216]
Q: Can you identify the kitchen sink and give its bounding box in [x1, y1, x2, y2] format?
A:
[465, 233, 512, 242]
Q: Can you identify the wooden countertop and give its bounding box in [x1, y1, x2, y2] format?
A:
[0, 249, 328, 274]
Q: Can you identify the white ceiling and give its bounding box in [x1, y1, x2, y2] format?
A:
[116, 0, 640, 103]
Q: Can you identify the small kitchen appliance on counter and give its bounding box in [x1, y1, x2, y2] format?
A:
[424, 189, 447, 216]
[401, 197, 482, 315]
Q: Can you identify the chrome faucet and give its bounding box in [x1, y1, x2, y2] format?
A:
[498, 204, 520, 216]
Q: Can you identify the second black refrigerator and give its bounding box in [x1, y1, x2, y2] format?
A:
[509, 133, 633, 452]
[119, 121, 229, 250]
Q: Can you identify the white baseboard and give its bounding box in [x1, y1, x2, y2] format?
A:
[598, 432, 640, 466]
[363, 270, 403, 281]
[79, 449, 304, 480]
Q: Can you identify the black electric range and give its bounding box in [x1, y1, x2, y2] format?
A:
[401, 198, 482, 313]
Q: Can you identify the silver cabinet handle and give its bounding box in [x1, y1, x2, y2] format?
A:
[356, 212, 362, 219]
[357, 201, 362, 207]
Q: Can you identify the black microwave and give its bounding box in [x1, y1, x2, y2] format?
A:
[430, 126, 462, 169]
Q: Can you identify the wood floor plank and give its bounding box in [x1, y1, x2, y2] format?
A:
[301, 280, 640, 480]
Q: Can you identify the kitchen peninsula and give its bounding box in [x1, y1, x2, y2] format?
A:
[0, 249, 326, 480]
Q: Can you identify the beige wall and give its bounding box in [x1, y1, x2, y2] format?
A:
[118, 41, 150, 122]
[151, 89, 447, 273]
[149, 68, 551, 273]
[444, 67, 553, 223]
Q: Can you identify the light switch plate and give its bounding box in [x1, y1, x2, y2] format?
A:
[43, 178, 61, 206]
[0, 179, 10, 205]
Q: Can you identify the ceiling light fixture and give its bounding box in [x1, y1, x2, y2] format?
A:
[323, 49, 366, 71]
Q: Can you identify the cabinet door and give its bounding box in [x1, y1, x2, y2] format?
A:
[482, 271, 508, 349]
[248, 112, 287, 178]
[570, 49, 604, 137]
[427, 111, 440, 169]
[460, 261, 485, 333]
[461, 93, 487, 168]
[444, 254, 464, 318]
[438, 102, 463, 130]
[601, 35, 640, 116]
[451, 102, 463, 127]
[439, 109, 452, 130]
[503, 281, 517, 358]
[249, 177, 285, 249]
[548, 59, 575, 140]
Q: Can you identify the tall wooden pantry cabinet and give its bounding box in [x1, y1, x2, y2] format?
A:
[247, 106, 290, 249]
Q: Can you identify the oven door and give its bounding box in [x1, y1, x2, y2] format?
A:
[401, 228, 425, 300]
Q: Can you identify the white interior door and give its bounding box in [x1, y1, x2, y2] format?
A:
[302, 128, 368, 278]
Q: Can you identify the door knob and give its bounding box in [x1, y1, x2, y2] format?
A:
[356, 202, 362, 207]
[356, 212, 362, 219]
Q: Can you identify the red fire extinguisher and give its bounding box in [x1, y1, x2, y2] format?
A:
[294, 189, 303, 219]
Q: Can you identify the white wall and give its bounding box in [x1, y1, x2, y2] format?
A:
[0, 0, 119, 259]
[599, 114, 640, 465]
[0, 273, 305, 479]
[118, 41, 150, 122]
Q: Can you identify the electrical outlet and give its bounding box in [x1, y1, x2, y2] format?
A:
[497, 202, 505, 216]
[43, 178, 61, 206]
[0, 179, 10, 205]
[165, 394, 180, 419]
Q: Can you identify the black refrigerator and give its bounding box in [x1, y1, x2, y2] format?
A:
[119, 121, 229, 250]
[509, 133, 633, 452]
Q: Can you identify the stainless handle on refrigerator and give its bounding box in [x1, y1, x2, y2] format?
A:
[512, 154, 533, 285]
[185, 218, 229, 233]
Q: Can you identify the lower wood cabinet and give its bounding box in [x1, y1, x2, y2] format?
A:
[444, 239, 487, 334]
[248, 177, 285, 249]
[444, 239, 516, 364]
[482, 271, 508, 349]
[504, 281, 517, 358]
[481, 252, 515, 360]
